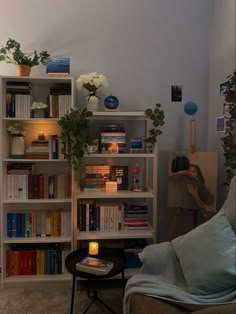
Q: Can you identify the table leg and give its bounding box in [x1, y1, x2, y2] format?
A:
[122, 269, 125, 296]
[70, 275, 76, 314]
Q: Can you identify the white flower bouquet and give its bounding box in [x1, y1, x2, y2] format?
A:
[77, 72, 108, 93]
[7, 123, 26, 136]
[31, 102, 48, 110]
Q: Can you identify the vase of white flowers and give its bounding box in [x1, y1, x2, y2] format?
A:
[31, 102, 48, 118]
[7, 123, 26, 158]
[77, 72, 108, 111]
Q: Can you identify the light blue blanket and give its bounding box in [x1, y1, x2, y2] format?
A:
[123, 242, 236, 313]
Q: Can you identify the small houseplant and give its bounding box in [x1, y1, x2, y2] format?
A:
[145, 103, 165, 151]
[0, 38, 50, 76]
[58, 108, 93, 182]
[7, 122, 26, 158]
[77, 72, 108, 111]
[220, 69, 236, 186]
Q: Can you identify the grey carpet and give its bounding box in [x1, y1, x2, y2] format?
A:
[0, 280, 124, 314]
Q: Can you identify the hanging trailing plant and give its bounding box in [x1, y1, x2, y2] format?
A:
[58, 108, 93, 182]
[220, 69, 236, 186]
[145, 103, 165, 149]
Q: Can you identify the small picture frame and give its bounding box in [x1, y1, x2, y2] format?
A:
[220, 82, 227, 96]
[216, 116, 225, 132]
[171, 85, 182, 102]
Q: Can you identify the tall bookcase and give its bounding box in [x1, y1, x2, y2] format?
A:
[75, 111, 158, 278]
[0, 75, 75, 287]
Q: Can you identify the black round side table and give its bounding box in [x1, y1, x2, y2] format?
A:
[65, 247, 126, 314]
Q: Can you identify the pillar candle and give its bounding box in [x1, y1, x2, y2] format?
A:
[89, 242, 99, 255]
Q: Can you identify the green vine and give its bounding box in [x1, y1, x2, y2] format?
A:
[220, 69, 236, 186]
[58, 108, 93, 182]
[145, 103, 165, 147]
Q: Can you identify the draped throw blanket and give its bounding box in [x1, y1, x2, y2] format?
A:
[123, 242, 236, 314]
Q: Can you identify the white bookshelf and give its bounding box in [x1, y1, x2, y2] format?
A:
[0, 75, 74, 287]
[76, 111, 158, 277]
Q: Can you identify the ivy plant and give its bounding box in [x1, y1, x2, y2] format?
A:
[220, 70, 236, 186]
[58, 108, 93, 182]
[145, 103, 165, 148]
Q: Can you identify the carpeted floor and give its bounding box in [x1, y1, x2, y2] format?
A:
[0, 280, 124, 314]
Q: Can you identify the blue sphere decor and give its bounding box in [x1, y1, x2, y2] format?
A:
[104, 95, 119, 110]
[184, 101, 198, 116]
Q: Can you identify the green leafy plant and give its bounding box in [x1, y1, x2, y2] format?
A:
[58, 108, 93, 182]
[145, 103, 165, 148]
[0, 38, 50, 67]
[220, 69, 236, 186]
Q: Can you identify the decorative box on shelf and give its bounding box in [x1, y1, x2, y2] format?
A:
[105, 181, 118, 192]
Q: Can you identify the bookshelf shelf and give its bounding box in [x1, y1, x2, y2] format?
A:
[77, 230, 153, 240]
[4, 274, 71, 284]
[77, 190, 154, 199]
[4, 236, 71, 244]
[0, 75, 74, 287]
[3, 199, 72, 204]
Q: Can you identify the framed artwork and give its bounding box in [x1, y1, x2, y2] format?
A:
[171, 85, 182, 102]
[216, 116, 225, 132]
[168, 152, 218, 211]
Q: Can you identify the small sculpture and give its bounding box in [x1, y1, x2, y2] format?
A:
[132, 163, 142, 192]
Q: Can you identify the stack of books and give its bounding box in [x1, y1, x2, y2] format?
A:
[123, 202, 149, 230]
[84, 164, 110, 191]
[100, 124, 126, 153]
[76, 256, 114, 275]
[25, 140, 49, 159]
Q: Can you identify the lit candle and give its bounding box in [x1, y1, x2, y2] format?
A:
[108, 143, 119, 153]
[38, 132, 45, 141]
[89, 242, 99, 255]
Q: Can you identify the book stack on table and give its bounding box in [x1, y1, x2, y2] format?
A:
[76, 256, 114, 275]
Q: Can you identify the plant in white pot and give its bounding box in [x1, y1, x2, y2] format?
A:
[31, 102, 48, 118]
[77, 72, 108, 111]
[7, 123, 26, 158]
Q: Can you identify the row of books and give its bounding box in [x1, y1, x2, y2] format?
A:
[79, 202, 123, 232]
[5, 81, 71, 119]
[7, 210, 71, 238]
[25, 136, 64, 160]
[78, 201, 149, 232]
[6, 174, 72, 200]
[6, 81, 31, 118]
[6, 245, 70, 276]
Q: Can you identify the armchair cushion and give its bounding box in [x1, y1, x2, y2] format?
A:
[172, 210, 236, 295]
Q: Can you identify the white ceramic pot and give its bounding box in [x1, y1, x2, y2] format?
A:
[87, 92, 99, 112]
[11, 136, 25, 158]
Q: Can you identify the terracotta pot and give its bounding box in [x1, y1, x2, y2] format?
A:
[16, 65, 31, 77]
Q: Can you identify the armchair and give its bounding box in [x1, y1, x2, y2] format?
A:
[123, 177, 236, 314]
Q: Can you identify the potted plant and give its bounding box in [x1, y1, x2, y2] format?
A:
[77, 72, 108, 111]
[145, 103, 165, 151]
[0, 38, 50, 76]
[58, 108, 93, 182]
[7, 122, 26, 158]
[31, 102, 48, 118]
[220, 69, 236, 186]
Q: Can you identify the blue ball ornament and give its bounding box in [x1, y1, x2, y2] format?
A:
[184, 101, 198, 116]
[104, 95, 119, 110]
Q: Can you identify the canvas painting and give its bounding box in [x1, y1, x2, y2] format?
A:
[168, 152, 218, 211]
